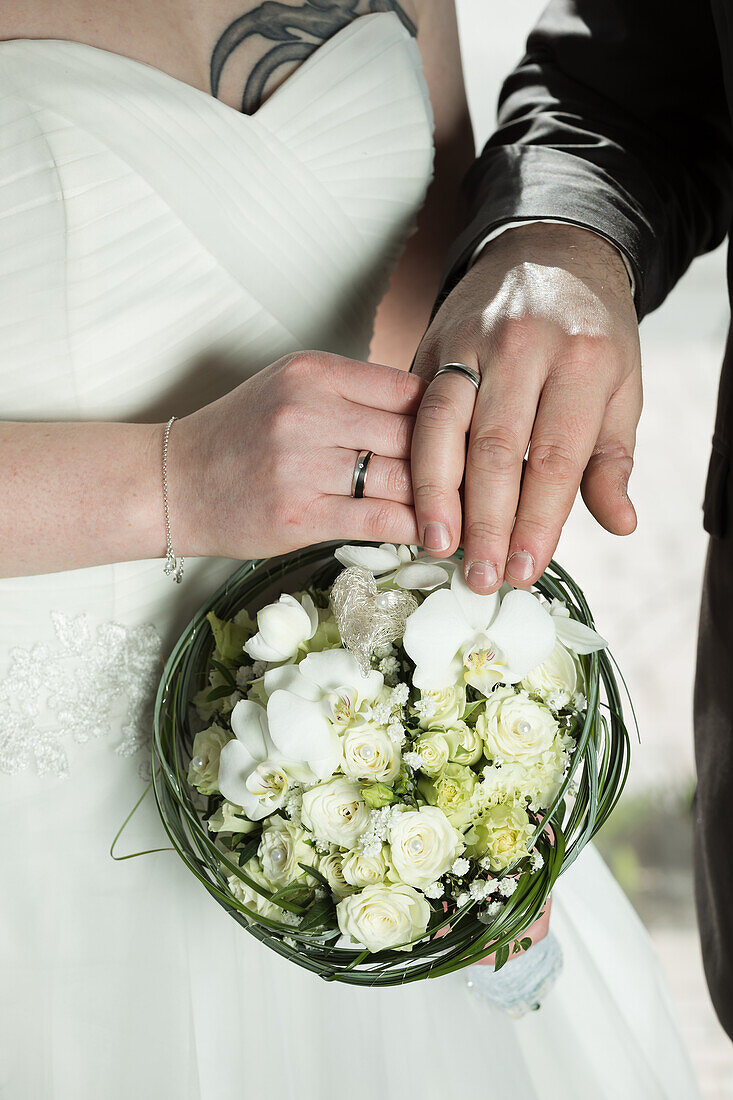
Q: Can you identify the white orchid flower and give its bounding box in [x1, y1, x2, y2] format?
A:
[403, 568, 557, 695]
[217, 700, 313, 821]
[265, 650, 384, 780]
[244, 593, 318, 663]
[547, 598, 608, 654]
[334, 542, 453, 592]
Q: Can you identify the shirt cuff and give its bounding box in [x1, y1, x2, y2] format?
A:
[468, 219, 636, 297]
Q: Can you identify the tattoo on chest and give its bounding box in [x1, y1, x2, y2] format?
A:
[210, 0, 417, 114]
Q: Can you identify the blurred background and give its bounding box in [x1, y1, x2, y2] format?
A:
[454, 1, 733, 1094]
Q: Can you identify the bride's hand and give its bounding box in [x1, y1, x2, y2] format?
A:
[171, 351, 426, 559]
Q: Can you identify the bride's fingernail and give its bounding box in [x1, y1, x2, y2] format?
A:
[506, 550, 534, 583]
[423, 522, 450, 552]
[466, 561, 498, 590]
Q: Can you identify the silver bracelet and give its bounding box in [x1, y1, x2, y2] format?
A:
[162, 416, 184, 583]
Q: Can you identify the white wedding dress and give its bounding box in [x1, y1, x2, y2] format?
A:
[0, 14, 699, 1100]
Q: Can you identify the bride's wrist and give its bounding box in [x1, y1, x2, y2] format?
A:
[161, 412, 211, 560]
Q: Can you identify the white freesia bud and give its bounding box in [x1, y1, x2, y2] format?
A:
[389, 806, 464, 890]
[341, 722, 401, 783]
[478, 688, 559, 766]
[244, 593, 318, 663]
[336, 883, 430, 952]
[301, 777, 370, 848]
[207, 801, 257, 835]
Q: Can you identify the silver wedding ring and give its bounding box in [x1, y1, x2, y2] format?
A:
[351, 449, 373, 499]
[433, 362, 481, 391]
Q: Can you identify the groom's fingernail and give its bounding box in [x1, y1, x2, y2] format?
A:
[466, 561, 498, 590]
[423, 522, 451, 552]
[506, 550, 534, 583]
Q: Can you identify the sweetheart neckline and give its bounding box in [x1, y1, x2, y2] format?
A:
[0, 11, 404, 127]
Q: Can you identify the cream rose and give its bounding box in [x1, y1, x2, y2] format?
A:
[187, 723, 233, 795]
[336, 883, 430, 952]
[389, 806, 464, 890]
[258, 816, 316, 887]
[227, 859, 283, 922]
[301, 777, 370, 848]
[464, 804, 535, 870]
[521, 642, 581, 703]
[341, 722, 401, 783]
[319, 851, 356, 898]
[417, 685, 466, 729]
[446, 721, 483, 766]
[478, 689, 559, 766]
[419, 764, 478, 830]
[341, 845, 392, 888]
[413, 731, 450, 776]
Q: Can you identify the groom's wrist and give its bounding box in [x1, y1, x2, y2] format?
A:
[468, 218, 635, 297]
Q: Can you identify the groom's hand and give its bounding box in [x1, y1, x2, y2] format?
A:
[411, 223, 642, 593]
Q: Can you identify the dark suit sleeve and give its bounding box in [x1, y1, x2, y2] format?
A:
[442, 0, 733, 319]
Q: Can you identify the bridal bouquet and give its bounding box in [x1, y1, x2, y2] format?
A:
[154, 543, 630, 984]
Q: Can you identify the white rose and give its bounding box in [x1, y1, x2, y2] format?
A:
[464, 804, 535, 871]
[389, 806, 464, 890]
[258, 816, 316, 887]
[301, 777, 370, 848]
[319, 851, 355, 898]
[244, 593, 318, 663]
[336, 883, 430, 952]
[413, 731, 450, 776]
[417, 685, 466, 729]
[341, 845, 391, 888]
[227, 859, 283, 922]
[521, 642, 580, 702]
[478, 689, 559, 766]
[417, 720, 483, 769]
[341, 722, 401, 783]
[187, 723, 233, 795]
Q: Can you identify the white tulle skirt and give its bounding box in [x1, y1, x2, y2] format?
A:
[0, 737, 699, 1100]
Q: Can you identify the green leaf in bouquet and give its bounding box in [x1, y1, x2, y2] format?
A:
[210, 658, 237, 688]
[493, 944, 510, 971]
[461, 699, 485, 723]
[362, 782, 397, 809]
[299, 895, 337, 932]
[269, 883, 315, 910]
[205, 683, 237, 704]
[206, 610, 251, 664]
[297, 862, 333, 891]
[237, 836, 260, 867]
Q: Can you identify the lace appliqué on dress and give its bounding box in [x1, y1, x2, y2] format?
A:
[0, 611, 163, 779]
